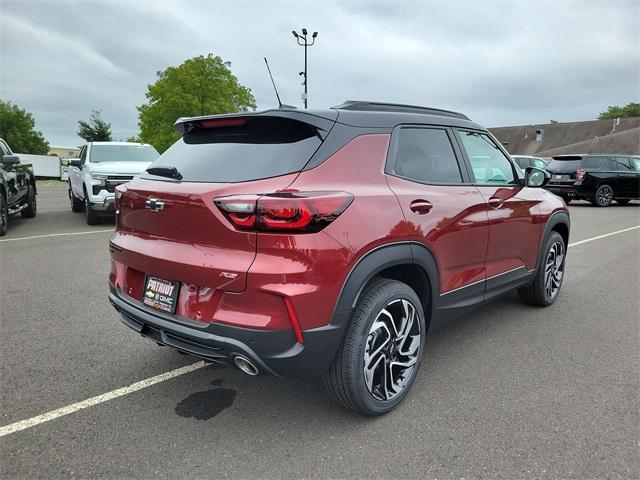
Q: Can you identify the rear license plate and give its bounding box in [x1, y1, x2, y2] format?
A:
[143, 276, 180, 313]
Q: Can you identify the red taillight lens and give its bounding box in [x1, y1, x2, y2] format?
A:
[199, 118, 247, 128]
[576, 169, 586, 181]
[215, 192, 353, 232]
[114, 183, 128, 213]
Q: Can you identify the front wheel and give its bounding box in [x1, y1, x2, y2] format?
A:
[84, 191, 100, 225]
[0, 194, 8, 236]
[518, 231, 566, 306]
[324, 278, 425, 415]
[591, 184, 614, 207]
[69, 186, 83, 212]
[21, 184, 37, 218]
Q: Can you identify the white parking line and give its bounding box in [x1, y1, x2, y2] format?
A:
[0, 362, 206, 437]
[0, 223, 638, 437]
[568, 225, 640, 247]
[0, 229, 112, 243]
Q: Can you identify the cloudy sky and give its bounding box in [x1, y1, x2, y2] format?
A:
[1, 0, 638, 147]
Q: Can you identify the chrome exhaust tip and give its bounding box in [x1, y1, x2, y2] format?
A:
[233, 355, 259, 376]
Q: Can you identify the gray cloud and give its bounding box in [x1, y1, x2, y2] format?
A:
[1, 0, 638, 147]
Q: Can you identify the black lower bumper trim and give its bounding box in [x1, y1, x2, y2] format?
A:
[109, 287, 344, 378]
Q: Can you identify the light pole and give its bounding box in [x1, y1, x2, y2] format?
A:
[292, 28, 317, 109]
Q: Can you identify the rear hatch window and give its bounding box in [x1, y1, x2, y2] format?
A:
[144, 117, 323, 183]
[547, 157, 581, 173]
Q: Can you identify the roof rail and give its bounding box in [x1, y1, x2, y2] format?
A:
[332, 100, 470, 120]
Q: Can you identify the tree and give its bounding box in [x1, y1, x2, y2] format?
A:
[598, 102, 640, 120]
[0, 100, 49, 154]
[136, 54, 256, 153]
[77, 110, 112, 142]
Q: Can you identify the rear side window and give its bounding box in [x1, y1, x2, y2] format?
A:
[531, 159, 546, 169]
[581, 156, 612, 170]
[148, 117, 322, 183]
[613, 156, 633, 171]
[393, 128, 462, 183]
[457, 131, 517, 184]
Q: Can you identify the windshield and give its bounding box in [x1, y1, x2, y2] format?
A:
[90, 144, 159, 163]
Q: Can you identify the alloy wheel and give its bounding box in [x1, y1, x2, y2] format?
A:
[363, 298, 422, 401]
[544, 241, 564, 301]
[597, 186, 613, 205]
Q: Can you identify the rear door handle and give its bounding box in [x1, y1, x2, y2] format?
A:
[410, 199, 433, 214]
[488, 197, 504, 209]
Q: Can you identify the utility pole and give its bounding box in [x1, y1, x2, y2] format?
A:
[291, 28, 318, 109]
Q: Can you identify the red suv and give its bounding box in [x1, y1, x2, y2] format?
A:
[108, 101, 570, 415]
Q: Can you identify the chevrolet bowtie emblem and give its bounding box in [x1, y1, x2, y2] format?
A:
[145, 198, 165, 212]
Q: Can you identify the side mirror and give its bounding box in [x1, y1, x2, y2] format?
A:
[69, 158, 82, 168]
[525, 166, 551, 188]
[2, 155, 20, 165]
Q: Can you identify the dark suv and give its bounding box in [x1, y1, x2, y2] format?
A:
[546, 154, 640, 206]
[108, 101, 570, 415]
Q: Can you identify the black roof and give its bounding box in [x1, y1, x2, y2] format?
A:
[174, 100, 482, 133]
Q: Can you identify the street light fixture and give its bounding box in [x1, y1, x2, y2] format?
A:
[292, 28, 318, 109]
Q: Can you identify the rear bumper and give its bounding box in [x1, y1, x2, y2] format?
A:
[545, 184, 580, 198]
[108, 285, 344, 378]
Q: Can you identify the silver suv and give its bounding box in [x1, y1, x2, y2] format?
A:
[68, 142, 159, 224]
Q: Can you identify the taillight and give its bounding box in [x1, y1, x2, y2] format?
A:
[576, 169, 586, 181]
[114, 183, 128, 213]
[215, 191, 353, 233]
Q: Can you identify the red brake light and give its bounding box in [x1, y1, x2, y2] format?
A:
[214, 192, 353, 232]
[576, 169, 586, 181]
[199, 118, 247, 128]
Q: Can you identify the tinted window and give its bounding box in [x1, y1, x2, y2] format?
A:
[458, 131, 516, 184]
[90, 144, 159, 163]
[613, 156, 633, 171]
[581, 156, 612, 170]
[394, 128, 462, 183]
[547, 158, 581, 173]
[632, 158, 640, 171]
[513, 157, 529, 169]
[146, 117, 322, 183]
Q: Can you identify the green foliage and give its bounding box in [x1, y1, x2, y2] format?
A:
[126, 135, 141, 143]
[136, 54, 256, 153]
[597, 102, 640, 120]
[78, 110, 113, 142]
[0, 100, 50, 154]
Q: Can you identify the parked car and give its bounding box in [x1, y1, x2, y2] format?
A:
[545, 154, 640, 206]
[0, 138, 37, 236]
[108, 101, 570, 415]
[511, 154, 548, 171]
[68, 142, 159, 224]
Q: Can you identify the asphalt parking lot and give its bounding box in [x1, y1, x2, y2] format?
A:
[1, 183, 639, 479]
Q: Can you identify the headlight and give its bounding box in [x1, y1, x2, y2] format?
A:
[90, 173, 108, 185]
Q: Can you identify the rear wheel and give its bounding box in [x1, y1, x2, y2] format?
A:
[0, 194, 8, 236]
[84, 190, 100, 225]
[518, 231, 566, 306]
[615, 199, 631, 205]
[324, 278, 425, 415]
[69, 186, 83, 212]
[21, 184, 37, 218]
[562, 197, 572, 205]
[591, 184, 614, 207]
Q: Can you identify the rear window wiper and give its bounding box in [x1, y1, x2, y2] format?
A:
[146, 166, 183, 180]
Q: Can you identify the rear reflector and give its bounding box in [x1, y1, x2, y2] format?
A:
[214, 191, 353, 233]
[283, 297, 304, 344]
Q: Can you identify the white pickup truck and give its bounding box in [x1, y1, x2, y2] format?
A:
[68, 142, 159, 224]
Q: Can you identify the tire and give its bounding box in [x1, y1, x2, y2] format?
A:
[69, 186, 83, 212]
[84, 190, 100, 225]
[518, 231, 566, 306]
[324, 278, 426, 415]
[615, 199, 631, 205]
[562, 197, 572, 205]
[0, 194, 8, 237]
[590, 184, 614, 207]
[21, 184, 37, 218]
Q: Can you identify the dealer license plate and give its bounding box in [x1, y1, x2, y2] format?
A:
[142, 276, 180, 313]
